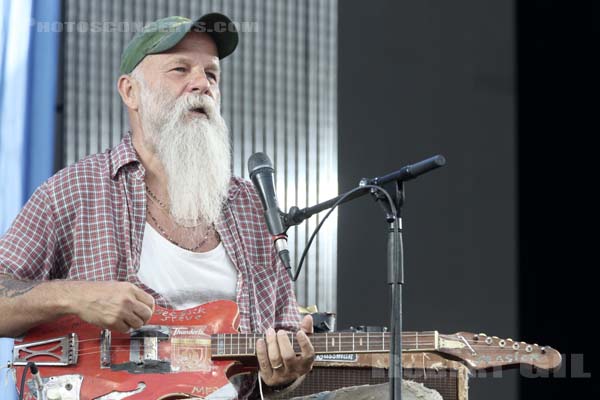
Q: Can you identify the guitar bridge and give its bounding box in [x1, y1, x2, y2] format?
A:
[12, 333, 79, 366]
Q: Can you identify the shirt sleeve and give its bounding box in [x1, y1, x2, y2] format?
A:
[0, 183, 58, 280]
[272, 248, 302, 332]
[231, 257, 303, 400]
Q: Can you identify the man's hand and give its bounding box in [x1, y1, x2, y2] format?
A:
[68, 281, 155, 333]
[0, 278, 156, 337]
[256, 314, 315, 388]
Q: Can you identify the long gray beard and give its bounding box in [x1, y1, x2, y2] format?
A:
[138, 83, 231, 226]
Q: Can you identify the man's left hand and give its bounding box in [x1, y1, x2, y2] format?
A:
[256, 314, 315, 388]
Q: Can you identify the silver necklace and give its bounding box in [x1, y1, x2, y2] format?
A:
[146, 207, 214, 252]
[145, 185, 203, 228]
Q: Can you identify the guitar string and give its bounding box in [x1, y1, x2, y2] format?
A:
[72, 334, 438, 344]
[70, 344, 551, 360]
[77, 344, 549, 352]
[68, 338, 547, 350]
[96, 333, 533, 342]
[71, 335, 438, 345]
[42, 335, 550, 360]
[67, 339, 459, 349]
[66, 331, 547, 350]
[70, 350, 552, 365]
[73, 333, 519, 348]
[65, 336, 547, 351]
[73, 339, 544, 349]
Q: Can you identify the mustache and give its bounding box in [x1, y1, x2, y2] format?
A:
[176, 94, 219, 120]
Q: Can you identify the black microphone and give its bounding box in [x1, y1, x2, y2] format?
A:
[248, 152, 293, 278]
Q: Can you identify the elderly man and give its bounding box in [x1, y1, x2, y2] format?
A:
[0, 13, 313, 399]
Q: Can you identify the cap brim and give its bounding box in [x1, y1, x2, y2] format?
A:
[192, 13, 239, 59]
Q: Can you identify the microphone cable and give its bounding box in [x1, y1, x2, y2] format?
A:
[292, 184, 397, 282]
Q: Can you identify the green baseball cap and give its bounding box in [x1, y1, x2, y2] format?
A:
[120, 13, 239, 75]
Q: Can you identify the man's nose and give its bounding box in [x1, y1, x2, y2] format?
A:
[187, 70, 212, 97]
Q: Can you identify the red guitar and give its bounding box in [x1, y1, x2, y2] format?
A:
[11, 300, 561, 399]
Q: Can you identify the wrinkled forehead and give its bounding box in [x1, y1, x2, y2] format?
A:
[144, 32, 220, 71]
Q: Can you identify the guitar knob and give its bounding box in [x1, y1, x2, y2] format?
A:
[46, 388, 62, 400]
[526, 345, 533, 353]
[479, 333, 487, 337]
[512, 342, 520, 350]
[507, 338, 513, 342]
[485, 337, 493, 345]
[498, 340, 506, 347]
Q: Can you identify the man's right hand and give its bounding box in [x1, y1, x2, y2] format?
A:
[67, 281, 155, 333]
[0, 276, 156, 337]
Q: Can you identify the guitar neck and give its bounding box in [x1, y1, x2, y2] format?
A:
[211, 331, 438, 358]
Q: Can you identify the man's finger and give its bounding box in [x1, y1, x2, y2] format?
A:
[265, 328, 283, 369]
[131, 301, 153, 324]
[112, 320, 131, 334]
[300, 314, 314, 334]
[133, 286, 156, 311]
[123, 312, 145, 330]
[256, 338, 273, 380]
[297, 330, 315, 370]
[277, 330, 296, 369]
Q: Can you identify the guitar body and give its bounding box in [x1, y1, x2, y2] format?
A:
[14, 300, 245, 400]
[13, 299, 562, 399]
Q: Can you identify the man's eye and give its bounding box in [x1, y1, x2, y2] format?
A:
[207, 72, 217, 81]
[171, 67, 186, 72]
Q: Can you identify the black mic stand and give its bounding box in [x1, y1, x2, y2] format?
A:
[369, 179, 405, 400]
[280, 155, 445, 400]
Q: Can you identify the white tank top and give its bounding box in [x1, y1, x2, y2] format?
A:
[137, 223, 238, 310]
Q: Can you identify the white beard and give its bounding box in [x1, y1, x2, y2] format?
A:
[137, 78, 231, 226]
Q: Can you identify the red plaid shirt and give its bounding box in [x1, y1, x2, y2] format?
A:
[0, 134, 300, 335]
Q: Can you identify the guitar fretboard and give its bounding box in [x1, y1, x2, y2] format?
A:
[211, 331, 438, 358]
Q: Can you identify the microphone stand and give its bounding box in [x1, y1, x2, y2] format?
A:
[280, 155, 445, 400]
[370, 179, 404, 400]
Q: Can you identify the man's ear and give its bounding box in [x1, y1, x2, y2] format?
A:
[117, 74, 140, 110]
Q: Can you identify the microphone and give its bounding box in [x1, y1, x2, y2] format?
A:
[248, 152, 293, 278]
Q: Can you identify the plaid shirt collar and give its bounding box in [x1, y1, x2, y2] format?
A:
[109, 133, 241, 201]
[109, 133, 141, 179]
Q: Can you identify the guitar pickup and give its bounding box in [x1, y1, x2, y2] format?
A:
[128, 326, 169, 364]
[110, 326, 172, 373]
[12, 333, 79, 366]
